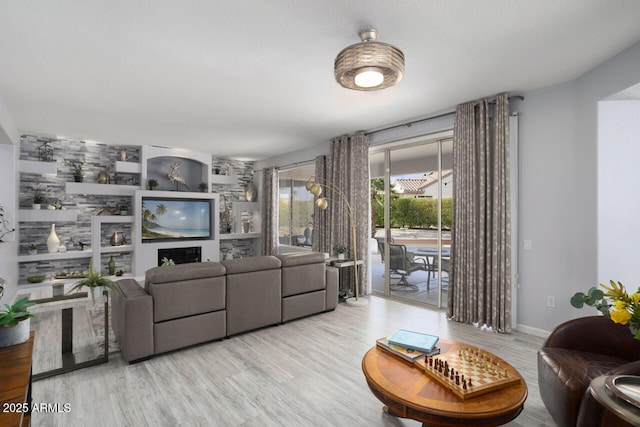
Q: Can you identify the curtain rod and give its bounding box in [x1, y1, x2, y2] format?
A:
[253, 159, 315, 174]
[254, 94, 525, 172]
[365, 94, 524, 137]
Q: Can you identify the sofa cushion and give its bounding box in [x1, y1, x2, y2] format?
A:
[222, 255, 281, 274]
[538, 347, 629, 427]
[281, 262, 326, 297]
[282, 290, 326, 322]
[225, 268, 281, 336]
[154, 310, 226, 355]
[277, 252, 326, 267]
[145, 262, 226, 291]
[149, 276, 226, 322]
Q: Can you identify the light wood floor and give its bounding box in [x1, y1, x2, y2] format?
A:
[32, 295, 554, 426]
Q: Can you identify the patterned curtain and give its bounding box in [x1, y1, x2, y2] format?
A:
[261, 167, 279, 256]
[448, 94, 511, 333]
[326, 132, 370, 296]
[312, 155, 330, 254]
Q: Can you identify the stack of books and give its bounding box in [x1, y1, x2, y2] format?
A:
[376, 329, 440, 363]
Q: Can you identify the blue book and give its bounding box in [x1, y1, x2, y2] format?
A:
[388, 329, 439, 353]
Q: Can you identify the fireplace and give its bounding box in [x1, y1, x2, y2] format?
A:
[157, 246, 202, 266]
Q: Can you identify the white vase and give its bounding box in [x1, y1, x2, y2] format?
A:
[47, 223, 60, 253]
[338, 253, 346, 260]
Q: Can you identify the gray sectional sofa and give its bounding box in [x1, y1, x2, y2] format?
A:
[111, 252, 338, 362]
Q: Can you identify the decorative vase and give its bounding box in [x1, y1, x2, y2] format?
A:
[47, 224, 60, 253]
[245, 181, 257, 202]
[89, 286, 103, 304]
[118, 148, 127, 161]
[110, 232, 125, 246]
[32, 204, 41, 210]
[97, 166, 110, 184]
[108, 256, 115, 275]
[0, 318, 30, 348]
[338, 253, 346, 260]
[242, 221, 251, 233]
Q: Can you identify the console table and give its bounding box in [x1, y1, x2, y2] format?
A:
[0, 331, 35, 427]
[326, 257, 364, 300]
[28, 290, 109, 381]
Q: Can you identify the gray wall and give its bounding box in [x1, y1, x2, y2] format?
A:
[518, 42, 640, 333]
[0, 95, 19, 305]
[597, 100, 640, 284]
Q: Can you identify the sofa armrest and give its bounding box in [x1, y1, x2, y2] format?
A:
[325, 266, 338, 311]
[543, 316, 640, 360]
[112, 279, 154, 363]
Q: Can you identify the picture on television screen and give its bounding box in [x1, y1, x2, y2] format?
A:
[142, 198, 211, 241]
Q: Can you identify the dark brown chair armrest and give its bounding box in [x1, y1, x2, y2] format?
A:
[543, 316, 640, 360]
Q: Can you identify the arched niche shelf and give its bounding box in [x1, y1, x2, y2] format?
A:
[141, 146, 211, 191]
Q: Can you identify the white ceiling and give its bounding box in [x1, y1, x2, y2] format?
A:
[1, 1, 640, 161]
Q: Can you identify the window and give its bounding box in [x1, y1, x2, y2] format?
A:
[278, 164, 315, 247]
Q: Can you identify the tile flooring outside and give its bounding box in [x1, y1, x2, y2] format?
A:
[370, 237, 449, 308]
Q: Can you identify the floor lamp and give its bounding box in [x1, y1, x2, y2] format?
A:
[306, 177, 368, 306]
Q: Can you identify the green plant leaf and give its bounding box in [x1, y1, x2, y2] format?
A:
[570, 293, 586, 308]
[587, 287, 604, 300]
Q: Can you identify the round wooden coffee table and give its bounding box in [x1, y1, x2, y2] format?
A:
[362, 339, 527, 426]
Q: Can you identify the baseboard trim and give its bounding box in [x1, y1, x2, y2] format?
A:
[515, 323, 550, 339]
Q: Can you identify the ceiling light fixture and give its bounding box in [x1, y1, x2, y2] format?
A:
[334, 29, 404, 91]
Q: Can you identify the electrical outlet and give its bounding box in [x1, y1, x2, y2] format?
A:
[547, 296, 556, 308]
[524, 240, 532, 250]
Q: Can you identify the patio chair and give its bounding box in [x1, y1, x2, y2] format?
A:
[374, 236, 395, 263]
[388, 244, 429, 291]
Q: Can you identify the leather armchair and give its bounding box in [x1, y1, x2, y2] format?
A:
[538, 316, 640, 427]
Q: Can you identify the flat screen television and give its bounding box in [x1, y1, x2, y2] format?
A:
[141, 197, 212, 242]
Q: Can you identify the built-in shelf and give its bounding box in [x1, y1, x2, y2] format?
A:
[94, 215, 134, 224]
[65, 182, 141, 196]
[91, 215, 135, 272]
[219, 232, 261, 240]
[210, 174, 238, 185]
[18, 159, 57, 175]
[19, 209, 79, 222]
[18, 249, 93, 262]
[17, 273, 136, 291]
[115, 161, 141, 174]
[100, 244, 134, 254]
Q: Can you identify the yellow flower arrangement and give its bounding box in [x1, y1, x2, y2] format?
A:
[571, 280, 640, 340]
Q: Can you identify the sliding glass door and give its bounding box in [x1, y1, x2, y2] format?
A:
[370, 136, 453, 308]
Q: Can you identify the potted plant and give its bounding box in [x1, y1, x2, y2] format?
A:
[26, 185, 47, 209]
[66, 160, 85, 182]
[0, 297, 36, 347]
[333, 243, 347, 260]
[28, 243, 38, 255]
[147, 178, 158, 190]
[118, 204, 129, 216]
[199, 182, 208, 193]
[67, 264, 122, 303]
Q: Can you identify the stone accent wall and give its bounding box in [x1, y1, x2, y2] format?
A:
[19, 136, 139, 280]
[18, 135, 258, 282]
[211, 157, 255, 233]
